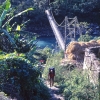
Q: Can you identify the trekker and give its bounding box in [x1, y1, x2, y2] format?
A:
[48, 67, 55, 87]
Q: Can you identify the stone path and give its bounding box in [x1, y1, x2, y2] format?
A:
[45, 81, 64, 100]
[0, 80, 64, 100]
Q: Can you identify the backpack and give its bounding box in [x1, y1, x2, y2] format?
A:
[49, 67, 55, 75]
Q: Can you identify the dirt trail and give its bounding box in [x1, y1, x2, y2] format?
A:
[45, 81, 64, 100]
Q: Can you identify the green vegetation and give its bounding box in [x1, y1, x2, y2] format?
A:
[0, 1, 51, 100]
[42, 51, 99, 100]
[78, 34, 92, 42]
[93, 36, 100, 40]
[43, 50, 64, 81]
[62, 69, 99, 100]
[2, 0, 99, 30]
[0, 0, 99, 100]
[0, 54, 50, 100]
[0, 0, 35, 53]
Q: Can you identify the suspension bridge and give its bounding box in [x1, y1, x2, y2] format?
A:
[45, 9, 82, 51]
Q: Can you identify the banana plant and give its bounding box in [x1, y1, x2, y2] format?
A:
[0, 0, 33, 49]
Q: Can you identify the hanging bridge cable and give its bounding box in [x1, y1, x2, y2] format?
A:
[49, 0, 65, 27]
[50, 11, 65, 27]
[48, 0, 82, 37]
[48, 0, 69, 45]
[47, 0, 82, 50]
[50, 9, 81, 40]
[49, 2, 78, 38]
[64, 16, 67, 58]
[45, 9, 65, 50]
[48, 1, 67, 51]
[75, 17, 82, 36]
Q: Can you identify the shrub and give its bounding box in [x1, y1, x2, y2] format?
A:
[42, 48, 99, 100]
[43, 51, 64, 83]
[93, 36, 100, 40]
[61, 69, 99, 100]
[0, 56, 51, 100]
[78, 34, 92, 42]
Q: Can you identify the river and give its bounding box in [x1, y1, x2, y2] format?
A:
[35, 36, 75, 49]
[35, 34, 98, 49]
[36, 36, 56, 49]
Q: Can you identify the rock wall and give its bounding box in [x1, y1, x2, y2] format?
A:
[66, 40, 100, 61]
[65, 40, 100, 84]
[83, 46, 100, 85]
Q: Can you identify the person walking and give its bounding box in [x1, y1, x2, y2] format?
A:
[48, 67, 55, 87]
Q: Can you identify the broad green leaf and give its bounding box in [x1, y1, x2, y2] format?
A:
[2, 29, 17, 48]
[27, 8, 34, 11]
[17, 8, 34, 15]
[14, 32, 20, 40]
[0, 10, 7, 21]
[2, 8, 34, 28]
[16, 25, 21, 31]
[7, 24, 11, 32]
[5, 0, 11, 10]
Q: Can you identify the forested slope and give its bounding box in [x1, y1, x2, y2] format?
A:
[0, 0, 100, 35]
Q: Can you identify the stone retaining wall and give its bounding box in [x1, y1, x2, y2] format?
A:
[83, 46, 100, 85]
